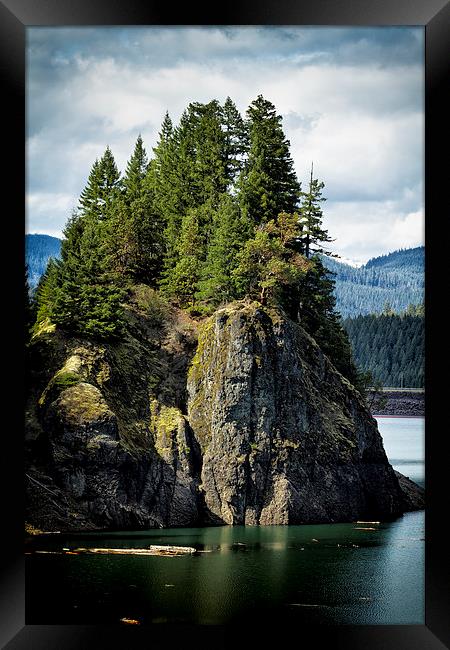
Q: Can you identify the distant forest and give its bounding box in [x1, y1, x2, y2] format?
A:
[25, 234, 61, 290]
[322, 247, 424, 318]
[343, 307, 424, 388]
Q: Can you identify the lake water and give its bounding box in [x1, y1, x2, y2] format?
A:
[376, 416, 425, 489]
[26, 417, 425, 625]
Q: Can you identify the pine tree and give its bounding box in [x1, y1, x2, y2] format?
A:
[239, 95, 301, 224]
[53, 212, 125, 339]
[122, 134, 148, 200]
[78, 146, 121, 221]
[50, 147, 126, 340]
[196, 195, 251, 307]
[297, 164, 334, 258]
[32, 257, 61, 332]
[292, 255, 359, 384]
[232, 213, 310, 304]
[192, 100, 228, 204]
[108, 136, 163, 283]
[221, 97, 249, 188]
[161, 208, 204, 308]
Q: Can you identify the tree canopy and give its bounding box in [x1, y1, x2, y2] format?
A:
[31, 94, 362, 391]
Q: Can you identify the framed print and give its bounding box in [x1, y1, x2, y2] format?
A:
[2, 0, 449, 647]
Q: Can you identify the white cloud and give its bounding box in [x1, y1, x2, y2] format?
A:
[25, 27, 424, 261]
[26, 192, 76, 237]
[324, 201, 424, 261]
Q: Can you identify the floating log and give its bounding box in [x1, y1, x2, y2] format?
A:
[72, 545, 197, 556]
[29, 544, 197, 557]
[120, 618, 140, 625]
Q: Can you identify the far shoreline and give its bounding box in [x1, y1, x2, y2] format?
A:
[373, 414, 424, 419]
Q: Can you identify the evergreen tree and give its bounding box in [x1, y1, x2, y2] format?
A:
[108, 136, 163, 283]
[239, 95, 301, 224]
[32, 257, 61, 332]
[233, 213, 310, 304]
[281, 255, 359, 384]
[151, 112, 183, 273]
[78, 146, 121, 221]
[221, 97, 249, 188]
[297, 164, 334, 258]
[122, 134, 148, 200]
[48, 147, 126, 340]
[192, 100, 228, 204]
[196, 195, 251, 307]
[52, 212, 125, 340]
[161, 208, 204, 308]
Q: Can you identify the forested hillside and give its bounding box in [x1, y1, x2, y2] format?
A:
[322, 247, 424, 318]
[343, 307, 424, 388]
[25, 234, 61, 290]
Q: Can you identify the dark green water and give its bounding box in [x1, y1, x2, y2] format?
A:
[26, 417, 424, 625]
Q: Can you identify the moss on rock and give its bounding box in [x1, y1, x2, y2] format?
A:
[149, 399, 189, 460]
[50, 382, 114, 427]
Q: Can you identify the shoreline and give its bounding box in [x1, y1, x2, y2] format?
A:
[373, 414, 424, 419]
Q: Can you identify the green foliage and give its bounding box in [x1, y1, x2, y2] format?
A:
[78, 146, 121, 221]
[32, 257, 61, 333]
[122, 134, 148, 200]
[196, 195, 251, 307]
[239, 95, 301, 224]
[130, 284, 171, 326]
[343, 311, 424, 387]
[280, 254, 360, 384]
[232, 213, 310, 304]
[52, 209, 125, 340]
[36, 149, 126, 341]
[222, 96, 249, 187]
[297, 165, 334, 258]
[29, 94, 365, 388]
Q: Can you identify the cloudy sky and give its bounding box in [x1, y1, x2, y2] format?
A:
[26, 26, 424, 263]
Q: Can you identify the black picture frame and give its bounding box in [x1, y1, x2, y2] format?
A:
[2, 1, 448, 647]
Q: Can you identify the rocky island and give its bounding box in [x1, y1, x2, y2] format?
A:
[25, 295, 423, 533]
[25, 95, 424, 534]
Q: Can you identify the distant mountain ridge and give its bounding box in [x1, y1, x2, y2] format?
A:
[25, 234, 61, 290]
[321, 246, 424, 318]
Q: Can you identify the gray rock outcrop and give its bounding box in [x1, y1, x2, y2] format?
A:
[25, 297, 423, 532]
[187, 301, 409, 525]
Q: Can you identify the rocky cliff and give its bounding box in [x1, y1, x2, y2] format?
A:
[25, 293, 423, 532]
[187, 302, 411, 525]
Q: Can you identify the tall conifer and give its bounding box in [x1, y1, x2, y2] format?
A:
[298, 164, 334, 258]
[239, 95, 301, 224]
[196, 195, 251, 306]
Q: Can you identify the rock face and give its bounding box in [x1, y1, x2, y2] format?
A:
[25, 295, 423, 532]
[26, 287, 201, 531]
[187, 302, 407, 525]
